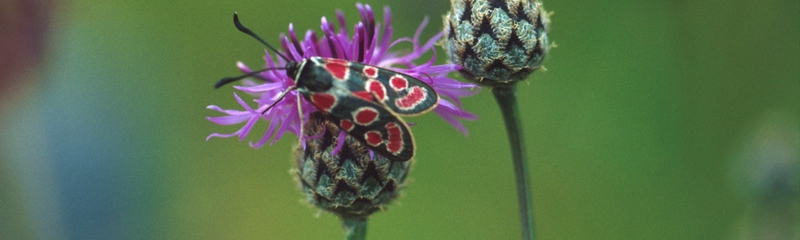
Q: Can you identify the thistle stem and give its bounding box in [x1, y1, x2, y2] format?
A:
[492, 85, 536, 240]
[341, 217, 367, 240]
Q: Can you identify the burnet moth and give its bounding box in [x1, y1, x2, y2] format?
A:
[216, 13, 439, 162]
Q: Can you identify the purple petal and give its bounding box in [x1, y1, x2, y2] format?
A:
[330, 130, 347, 156]
[363, 22, 380, 64]
[206, 105, 249, 116]
[237, 61, 252, 73]
[379, 6, 393, 51]
[288, 24, 303, 56]
[434, 100, 478, 135]
[281, 34, 302, 61]
[336, 9, 348, 36]
[206, 130, 242, 141]
[206, 114, 250, 125]
[234, 82, 283, 93]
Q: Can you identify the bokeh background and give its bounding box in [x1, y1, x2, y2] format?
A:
[1, 0, 798, 239]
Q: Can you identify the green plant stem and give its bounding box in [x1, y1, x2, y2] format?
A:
[492, 85, 536, 240]
[341, 217, 367, 240]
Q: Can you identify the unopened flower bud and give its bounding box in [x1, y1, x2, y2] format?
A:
[444, 0, 550, 86]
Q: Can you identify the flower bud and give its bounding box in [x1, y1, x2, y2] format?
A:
[294, 112, 411, 220]
[444, 0, 550, 86]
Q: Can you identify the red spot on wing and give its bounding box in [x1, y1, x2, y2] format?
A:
[385, 122, 404, 155]
[366, 79, 386, 101]
[324, 59, 349, 80]
[352, 91, 373, 101]
[390, 75, 408, 91]
[395, 86, 427, 111]
[353, 107, 379, 126]
[340, 119, 354, 132]
[363, 66, 378, 78]
[310, 93, 337, 111]
[364, 130, 383, 147]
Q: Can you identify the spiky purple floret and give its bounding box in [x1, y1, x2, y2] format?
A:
[207, 3, 478, 148]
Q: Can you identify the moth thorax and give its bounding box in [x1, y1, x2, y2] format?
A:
[296, 63, 334, 92]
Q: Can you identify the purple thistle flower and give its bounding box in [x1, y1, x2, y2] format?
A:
[207, 3, 478, 149]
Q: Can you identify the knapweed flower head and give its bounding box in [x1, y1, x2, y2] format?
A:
[206, 4, 478, 218]
[296, 112, 411, 219]
[444, 0, 550, 86]
[207, 3, 478, 149]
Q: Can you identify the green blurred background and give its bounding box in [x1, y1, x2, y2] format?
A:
[1, 0, 798, 239]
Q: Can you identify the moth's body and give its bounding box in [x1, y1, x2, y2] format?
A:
[287, 57, 439, 162]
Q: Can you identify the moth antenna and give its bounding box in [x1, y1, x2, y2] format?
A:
[233, 13, 291, 62]
[261, 86, 298, 115]
[214, 68, 285, 89]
